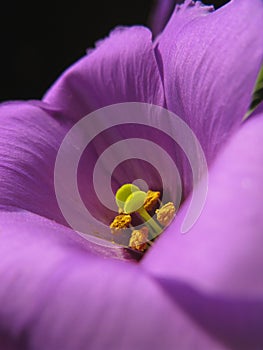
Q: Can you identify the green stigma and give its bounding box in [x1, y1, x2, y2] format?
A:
[115, 183, 140, 210]
[123, 190, 147, 214]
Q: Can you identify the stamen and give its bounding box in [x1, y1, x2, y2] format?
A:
[144, 190, 161, 211]
[156, 202, 176, 227]
[112, 183, 177, 252]
[137, 207, 163, 236]
[110, 214, 132, 234]
[122, 190, 163, 236]
[129, 227, 149, 252]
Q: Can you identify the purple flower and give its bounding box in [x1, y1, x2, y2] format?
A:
[0, 0, 263, 349]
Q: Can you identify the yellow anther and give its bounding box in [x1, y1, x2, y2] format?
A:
[156, 202, 176, 227]
[144, 190, 161, 211]
[110, 214, 132, 233]
[129, 227, 149, 252]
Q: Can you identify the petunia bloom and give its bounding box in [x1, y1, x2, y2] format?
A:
[0, 0, 263, 349]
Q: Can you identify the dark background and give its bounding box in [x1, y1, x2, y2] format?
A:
[0, 0, 229, 102]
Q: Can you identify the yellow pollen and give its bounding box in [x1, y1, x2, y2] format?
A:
[129, 227, 149, 252]
[156, 202, 176, 227]
[144, 190, 161, 211]
[110, 214, 132, 233]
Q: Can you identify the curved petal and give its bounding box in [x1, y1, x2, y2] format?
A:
[0, 101, 177, 248]
[0, 211, 227, 350]
[156, 0, 263, 163]
[154, 278, 263, 349]
[43, 26, 165, 122]
[143, 112, 263, 297]
[143, 112, 263, 348]
[0, 101, 71, 224]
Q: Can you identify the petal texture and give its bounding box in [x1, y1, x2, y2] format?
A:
[0, 102, 145, 257]
[0, 211, 227, 350]
[0, 101, 70, 224]
[156, 0, 263, 162]
[144, 112, 263, 293]
[144, 114, 263, 296]
[43, 26, 165, 122]
[143, 113, 263, 348]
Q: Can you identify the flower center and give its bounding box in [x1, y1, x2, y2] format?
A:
[109, 183, 176, 253]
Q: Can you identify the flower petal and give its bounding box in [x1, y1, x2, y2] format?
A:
[142, 111, 263, 348]
[0, 101, 71, 224]
[156, 0, 263, 162]
[153, 278, 263, 349]
[0, 101, 178, 246]
[43, 26, 165, 122]
[143, 111, 263, 294]
[0, 102, 136, 248]
[0, 210, 229, 350]
[149, 0, 177, 37]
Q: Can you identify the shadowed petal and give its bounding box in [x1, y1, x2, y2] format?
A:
[143, 111, 263, 296]
[149, 0, 178, 38]
[156, 0, 263, 162]
[0, 210, 229, 350]
[154, 278, 263, 350]
[43, 26, 165, 122]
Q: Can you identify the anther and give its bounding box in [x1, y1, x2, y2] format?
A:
[110, 214, 132, 234]
[144, 190, 161, 211]
[129, 227, 149, 252]
[156, 202, 176, 227]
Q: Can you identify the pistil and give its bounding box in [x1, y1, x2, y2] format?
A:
[137, 207, 162, 236]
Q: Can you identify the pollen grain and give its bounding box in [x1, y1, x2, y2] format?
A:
[144, 190, 160, 211]
[129, 227, 149, 252]
[156, 202, 176, 227]
[110, 214, 132, 233]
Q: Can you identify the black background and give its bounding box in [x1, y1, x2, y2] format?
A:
[0, 0, 229, 102]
